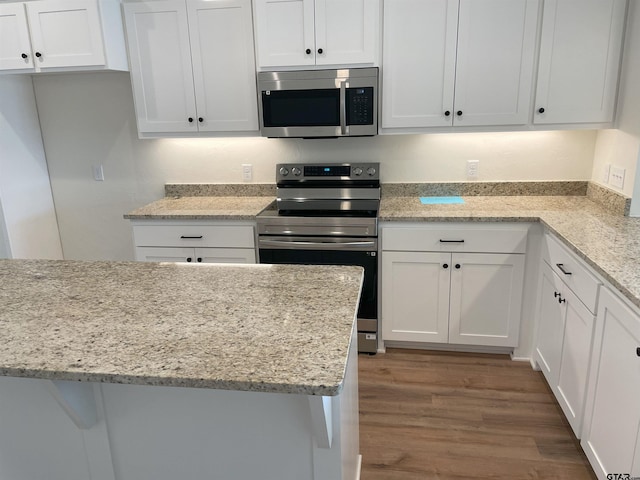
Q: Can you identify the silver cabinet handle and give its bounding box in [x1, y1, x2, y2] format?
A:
[556, 263, 572, 275]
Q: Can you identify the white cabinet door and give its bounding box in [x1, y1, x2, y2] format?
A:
[534, 0, 627, 125]
[187, 0, 258, 132]
[581, 287, 640, 479]
[196, 247, 256, 264]
[314, 0, 378, 66]
[0, 3, 34, 71]
[25, 0, 106, 69]
[135, 246, 255, 264]
[254, 0, 315, 68]
[556, 283, 595, 437]
[381, 0, 538, 129]
[454, 0, 538, 126]
[123, 0, 198, 134]
[535, 262, 565, 384]
[381, 251, 450, 343]
[135, 246, 196, 262]
[381, 0, 457, 128]
[448, 253, 525, 347]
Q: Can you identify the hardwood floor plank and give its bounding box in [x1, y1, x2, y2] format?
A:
[358, 348, 596, 480]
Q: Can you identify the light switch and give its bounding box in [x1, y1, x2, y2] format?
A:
[466, 160, 479, 179]
[610, 166, 625, 189]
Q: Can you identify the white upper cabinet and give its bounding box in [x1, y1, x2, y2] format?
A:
[382, 0, 539, 129]
[0, 4, 34, 70]
[253, 0, 379, 69]
[534, 0, 627, 125]
[381, 0, 457, 129]
[454, 0, 539, 127]
[0, 0, 127, 74]
[123, 0, 259, 136]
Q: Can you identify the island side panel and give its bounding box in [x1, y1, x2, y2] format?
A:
[0, 377, 94, 480]
[310, 324, 361, 480]
[101, 384, 314, 479]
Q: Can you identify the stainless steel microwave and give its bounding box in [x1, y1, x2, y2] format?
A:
[257, 67, 378, 138]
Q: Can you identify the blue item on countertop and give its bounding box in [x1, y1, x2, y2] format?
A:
[419, 196, 465, 205]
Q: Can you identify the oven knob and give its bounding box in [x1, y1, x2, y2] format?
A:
[353, 167, 363, 176]
[292, 167, 302, 176]
[367, 167, 377, 176]
[279, 167, 289, 176]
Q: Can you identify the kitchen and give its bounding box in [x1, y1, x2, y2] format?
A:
[1, 0, 640, 479]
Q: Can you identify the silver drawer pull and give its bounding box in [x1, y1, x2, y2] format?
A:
[439, 239, 465, 243]
[180, 235, 203, 239]
[556, 263, 572, 275]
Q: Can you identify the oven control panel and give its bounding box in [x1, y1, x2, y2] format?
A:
[276, 163, 379, 182]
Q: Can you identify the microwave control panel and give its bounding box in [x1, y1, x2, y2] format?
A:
[346, 87, 374, 125]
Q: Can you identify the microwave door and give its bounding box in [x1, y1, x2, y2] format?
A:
[260, 88, 342, 138]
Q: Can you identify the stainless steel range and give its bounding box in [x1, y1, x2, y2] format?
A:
[256, 163, 380, 353]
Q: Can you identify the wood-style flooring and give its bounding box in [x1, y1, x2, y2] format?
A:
[358, 348, 597, 480]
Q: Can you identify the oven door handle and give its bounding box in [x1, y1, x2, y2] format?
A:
[259, 239, 376, 250]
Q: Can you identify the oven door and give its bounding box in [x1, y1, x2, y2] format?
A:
[258, 236, 378, 352]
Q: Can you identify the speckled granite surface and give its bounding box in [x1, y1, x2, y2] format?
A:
[380, 195, 640, 310]
[0, 260, 363, 395]
[586, 182, 631, 216]
[124, 196, 274, 220]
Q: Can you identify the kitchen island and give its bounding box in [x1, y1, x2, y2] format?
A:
[0, 260, 363, 480]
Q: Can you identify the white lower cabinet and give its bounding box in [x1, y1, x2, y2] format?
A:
[136, 246, 256, 264]
[130, 220, 256, 264]
[534, 260, 598, 437]
[381, 223, 528, 347]
[581, 286, 640, 479]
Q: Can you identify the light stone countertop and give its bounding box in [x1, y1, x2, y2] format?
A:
[0, 260, 363, 396]
[123, 196, 274, 220]
[380, 195, 640, 310]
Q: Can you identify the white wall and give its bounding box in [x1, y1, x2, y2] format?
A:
[592, 1, 640, 207]
[33, 72, 598, 261]
[0, 75, 63, 259]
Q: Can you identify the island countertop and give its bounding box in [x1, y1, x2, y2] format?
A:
[0, 260, 363, 396]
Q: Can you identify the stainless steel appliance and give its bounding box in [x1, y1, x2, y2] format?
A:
[256, 163, 380, 353]
[257, 68, 378, 138]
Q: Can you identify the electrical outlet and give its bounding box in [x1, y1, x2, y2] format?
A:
[93, 165, 104, 181]
[610, 166, 625, 189]
[602, 163, 611, 184]
[466, 160, 479, 179]
[242, 164, 252, 182]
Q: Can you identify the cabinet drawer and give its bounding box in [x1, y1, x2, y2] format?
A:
[133, 224, 255, 248]
[382, 223, 528, 254]
[544, 233, 601, 313]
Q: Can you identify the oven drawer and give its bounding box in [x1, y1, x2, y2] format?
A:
[132, 224, 255, 248]
[382, 223, 528, 254]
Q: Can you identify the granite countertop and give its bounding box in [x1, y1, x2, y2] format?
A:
[122, 187, 640, 309]
[0, 260, 363, 396]
[380, 195, 640, 310]
[124, 196, 274, 220]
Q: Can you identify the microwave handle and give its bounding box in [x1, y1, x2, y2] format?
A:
[339, 81, 348, 135]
